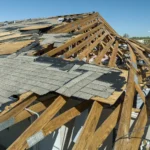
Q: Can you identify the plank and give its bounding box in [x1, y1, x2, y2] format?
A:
[98, 14, 118, 35]
[108, 40, 119, 67]
[128, 44, 146, 102]
[14, 94, 57, 124]
[0, 92, 33, 116]
[75, 22, 98, 34]
[78, 32, 108, 60]
[87, 103, 121, 150]
[20, 25, 52, 31]
[129, 41, 150, 69]
[0, 33, 31, 42]
[48, 13, 99, 33]
[0, 40, 34, 55]
[0, 93, 38, 123]
[8, 96, 67, 150]
[63, 29, 104, 58]
[114, 69, 135, 150]
[126, 104, 148, 150]
[135, 84, 145, 103]
[15, 99, 53, 124]
[73, 101, 103, 150]
[129, 39, 150, 53]
[43, 100, 93, 136]
[45, 23, 104, 56]
[94, 38, 115, 64]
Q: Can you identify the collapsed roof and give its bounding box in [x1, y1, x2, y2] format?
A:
[0, 12, 150, 150]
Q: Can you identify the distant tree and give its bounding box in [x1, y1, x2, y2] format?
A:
[123, 33, 129, 38]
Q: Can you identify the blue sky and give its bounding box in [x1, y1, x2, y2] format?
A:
[0, 0, 150, 37]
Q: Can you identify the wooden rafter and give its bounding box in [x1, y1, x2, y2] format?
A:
[94, 37, 115, 64]
[43, 100, 93, 136]
[63, 28, 104, 58]
[0, 93, 38, 124]
[114, 69, 135, 150]
[8, 96, 67, 150]
[78, 31, 108, 60]
[73, 101, 103, 150]
[126, 104, 148, 150]
[45, 23, 104, 57]
[87, 103, 122, 150]
[108, 40, 119, 67]
[48, 13, 99, 33]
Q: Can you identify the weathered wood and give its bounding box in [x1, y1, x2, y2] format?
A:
[129, 41, 150, 69]
[0, 93, 38, 123]
[114, 69, 135, 150]
[8, 96, 67, 150]
[15, 94, 57, 124]
[78, 32, 108, 60]
[0, 92, 33, 116]
[95, 38, 115, 64]
[126, 104, 148, 150]
[129, 39, 150, 53]
[87, 103, 121, 150]
[135, 84, 145, 103]
[43, 100, 93, 136]
[45, 23, 104, 56]
[64, 29, 104, 58]
[73, 101, 103, 150]
[108, 40, 119, 67]
[48, 13, 99, 33]
[75, 22, 98, 34]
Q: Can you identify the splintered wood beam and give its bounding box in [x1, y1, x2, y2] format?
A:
[114, 69, 135, 150]
[94, 38, 115, 64]
[73, 101, 103, 150]
[8, 96, 67, 150]
[86, 103, 121, 150]
[0, 93, 38, 131]
[63, 29, 104, 58]
[108, 40, 119, 67]
[45, 24, 104, 57]
[43, 100, 93, 136]
[126, 104, 148, 150]
[78, 32, 108, 60]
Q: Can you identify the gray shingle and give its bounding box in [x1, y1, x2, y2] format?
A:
[64, 71, 93, 88]
[0, 89, 14, 98]
[80, 87, 111, 99]
[0, 56, 122, 104]
[63, 85, 81, 97]
[73, 91, 93, 100]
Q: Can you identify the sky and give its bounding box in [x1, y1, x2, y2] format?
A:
[0, 0, 150, 37]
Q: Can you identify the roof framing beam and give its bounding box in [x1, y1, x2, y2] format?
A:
[8, 96, 67, 150]
[73, 101, 103, 150]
